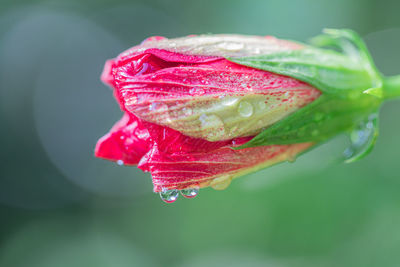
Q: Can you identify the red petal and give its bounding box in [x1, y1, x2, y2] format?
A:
[138, 141, 313, 192]
[110, 53, 320, 140]
[95, 113, 151, 165]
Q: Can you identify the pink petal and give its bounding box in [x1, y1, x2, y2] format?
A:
[138, 141, 313, 192]
[95, 113, 151, 165]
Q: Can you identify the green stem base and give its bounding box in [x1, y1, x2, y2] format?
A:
[383, 75, 400, 100]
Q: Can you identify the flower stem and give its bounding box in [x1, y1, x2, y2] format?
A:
[383, 75, 400, 101]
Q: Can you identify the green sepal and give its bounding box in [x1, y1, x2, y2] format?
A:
[234, 94, 380, 150]
[228, 49, 372, 97]
[227, 29, 382, 98]
[311, 29, 383, 98]
[227, 29, 384, 162]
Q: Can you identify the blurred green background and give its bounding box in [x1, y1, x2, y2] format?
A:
[1, 0, 400, 266]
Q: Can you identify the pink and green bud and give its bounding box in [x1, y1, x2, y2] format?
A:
[96, 29, 400, 201]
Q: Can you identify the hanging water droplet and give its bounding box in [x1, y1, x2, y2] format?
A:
[180, 187, 199, 198]
[287, 154, 297, 163]
[344, 114, 378, 163]
[116, 160, 124, 166]
[160, 188, 179, 203]
[210, 175, 232, 190]
[237, 101, 253, 117]
[220, 96, 239, 106]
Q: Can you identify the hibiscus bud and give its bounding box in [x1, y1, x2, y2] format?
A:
[96, 29, 400, 202]
[101, 35, 320, 142]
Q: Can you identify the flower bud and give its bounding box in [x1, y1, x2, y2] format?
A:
[96, 29, 399, 198]
[101, 35, 320, 142]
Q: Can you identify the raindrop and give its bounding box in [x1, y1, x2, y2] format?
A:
[217, 42, 245, 52]
[258, 101, 267, 110]
[149, 102, 160, 111]
[160, 188, 179, 203]
[287, 154, 297, 163]
[314, 112, 324, 122]
[237, 101, 254, 117]
[199, 114, 226, 140]
[182, 107, 193, 116]
[189, 87, 205, 95]
[180, 187, 199, 198]
[344, 114, 377, 162]
[210, 176, 232, 190]
[116, 160, 124, 166]
[220, 96, 239, 106]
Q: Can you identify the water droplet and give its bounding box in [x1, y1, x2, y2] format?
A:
[228, 125, 239, 137]
[287, 154, 296, 163]
[237, 101, 253, 117]
[182, 107, 193, 116]
[217, 42, 244, 52]
[258, 101, 267, 110]
[220, 96, 239, 106]
[160, 188, 179, 203]
[149, 102, 168, 112]
[314, 112, 324, 122]
[344, 114, 377, 162]
[199, 114, 226, 140]
[189, 87, 205, 95]
[311, 129, 319, 136]
[210, 176, 232, 190]
[180, 187, 199, 198]
[116, 160, 124, 166]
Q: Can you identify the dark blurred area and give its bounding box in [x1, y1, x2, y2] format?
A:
[1, 0, 400, 266]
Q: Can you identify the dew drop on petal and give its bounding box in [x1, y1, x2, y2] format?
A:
[116, 160, 124, 166]
[149, 102, 168, 113]
[217, 42, 245, 52]
[160, 188, 179, 203]
[258, 101, 267, 110]
[238, 101, 254, 117]
[180, 187, 199, 198]
[210, 176, 232, 190]
[199, 114, 226, 140]
[220, 96, 239, 107]
[182, 107, 193, 116]
[287, 154, 297, 163]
